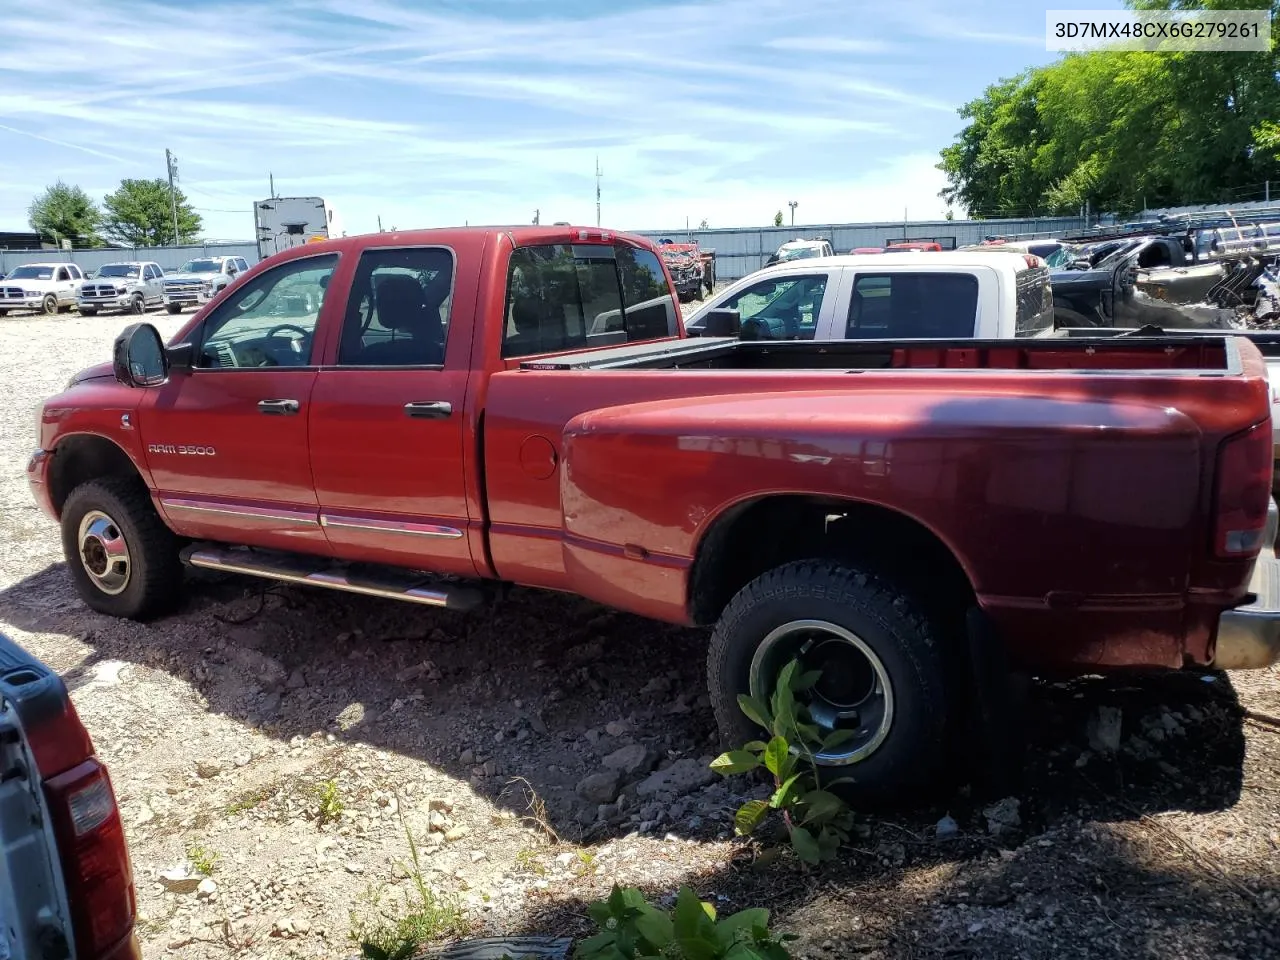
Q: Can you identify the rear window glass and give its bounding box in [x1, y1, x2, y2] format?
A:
[846, 273, 978, 339]
[503, 244, 678, 358]
[1016, 267, 1054, 336]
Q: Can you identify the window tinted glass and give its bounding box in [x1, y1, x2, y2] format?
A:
[720, 274, 826, 340]
[195, 254, 337, 369]
[615, 246, 679, 341]
[55, 267, 69, 282]
[504, 245, 612, 358]
[1015, 269, 1053, 335]
[338, 247, 454, 366]
[846, 273, 977, 339]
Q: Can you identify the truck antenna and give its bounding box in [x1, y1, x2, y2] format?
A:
[595, 156, 602, 228]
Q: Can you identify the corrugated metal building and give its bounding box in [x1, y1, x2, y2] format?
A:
[0, 242, 260, 277]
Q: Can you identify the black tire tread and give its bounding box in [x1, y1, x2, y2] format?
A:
[61, 476, 182, 620]
[707, 559, 948, 802]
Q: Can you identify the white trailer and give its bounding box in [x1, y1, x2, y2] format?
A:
[254, 196, 341, 259]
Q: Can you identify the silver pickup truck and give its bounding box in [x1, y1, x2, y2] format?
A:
[78, 262, 165, 316]
[0, 631, 140, 960]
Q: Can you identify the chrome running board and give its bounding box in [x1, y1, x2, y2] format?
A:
[181, 544, 486, 611]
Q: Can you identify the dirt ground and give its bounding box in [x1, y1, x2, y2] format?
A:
[1, 310, 1278, 960]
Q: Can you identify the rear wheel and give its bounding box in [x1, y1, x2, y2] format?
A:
[60, 477, 183, 620]
[708, 560, 948, 803]
[166, 303, 183, 314]
[41, 294, 57, 316]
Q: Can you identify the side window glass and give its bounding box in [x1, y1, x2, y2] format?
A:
[722, 274, 826, 340]
[503, 244, 626, 359]
[846, 273, 978, 339]
[337, 247, 454, 367]
[56, 267, 70, 282]
[614, 245, 678, 343]
[195, 253, 337, 369]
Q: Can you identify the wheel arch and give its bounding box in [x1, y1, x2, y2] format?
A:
[48, 433, 149, 517]
[687, 493, 976, 628]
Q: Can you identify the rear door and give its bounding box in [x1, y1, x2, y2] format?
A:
[307, 244, 479, 578]
[139, 251, 340, 552]
[840, 270, 981, 339]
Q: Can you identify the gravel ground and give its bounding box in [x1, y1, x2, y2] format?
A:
[0, 310, 1278, 960]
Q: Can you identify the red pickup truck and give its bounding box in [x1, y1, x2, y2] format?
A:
[27, 226, 1280, 798]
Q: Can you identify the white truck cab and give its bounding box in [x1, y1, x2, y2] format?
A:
[684, 251, 1053, 340]
[0, 262, 84, 316]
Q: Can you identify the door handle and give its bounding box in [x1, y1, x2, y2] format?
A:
[404, 401, 452, 419]
[257, 398, 300, 416]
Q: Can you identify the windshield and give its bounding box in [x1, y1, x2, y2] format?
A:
[7, 265, 53, 280]
[96, 264, 140, 279]
[777, 247, 820, 261]
[180, 259, 222, 274]
[1044, 246, 1079, 269]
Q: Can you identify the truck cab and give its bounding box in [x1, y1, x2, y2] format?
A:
[162, 256, 249, 313]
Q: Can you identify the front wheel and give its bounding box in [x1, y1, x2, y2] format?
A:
[707, 560, 948, 803]
[41, 294, 57, 316]
[130, 293, 145, 314]
[165, 303, 183, 314]
[60, 477, 183, 620]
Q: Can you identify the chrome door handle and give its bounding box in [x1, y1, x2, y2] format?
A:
[404, 401, 452, 419]
[257, 398, 300, 416]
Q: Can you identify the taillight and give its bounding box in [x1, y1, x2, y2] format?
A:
[1213, 420, 1273, 558]
[24, 691, 94, 780]
[1022, 254, 1043, 269]
[44, 760, 136, 957]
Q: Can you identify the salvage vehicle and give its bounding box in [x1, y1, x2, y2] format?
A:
[0, 262, 84, 316]
[0, 630, 140, 960]
[162, 255, 249, 314]
[657, 239, 716, 302]
[78, 262, 165, 317]
[765, 238, 833, 267]
[683, 251, 1053, 340]
[27, 226, 1280, 800]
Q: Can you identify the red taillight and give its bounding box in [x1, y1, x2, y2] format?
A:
[1022, 254, 1043, 269]
[44, 760, 136, 957]
[25, 694, 94, 779]
[1213, 420, 1273, 558]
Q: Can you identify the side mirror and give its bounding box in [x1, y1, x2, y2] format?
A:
[702, 308, 741, 337]
[112, 323, 170, 387]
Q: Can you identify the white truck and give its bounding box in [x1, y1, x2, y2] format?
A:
[0, 262, 85, 316]
[161, 255, 250, 313]
[684, 251, 1054, 340]
[77, 261, 165, 316]
[254, 196, 340, 259]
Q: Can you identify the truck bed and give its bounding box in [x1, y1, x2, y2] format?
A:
[519, 333, 1238, 374]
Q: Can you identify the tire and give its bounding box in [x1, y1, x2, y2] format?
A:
[130, 293, 145, 315]
[707, 560, 948, 804]
[60, 477, 183, 620]
[1053, 302, 1096, 328]
[79, 307, 98, 317]
[166, 303, 183, 315]
[41, 294, 57, 316]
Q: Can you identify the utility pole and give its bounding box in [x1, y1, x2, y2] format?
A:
[165, 149, 181, 245]
[377, 215, 383, 233]
[595, 156, 603, 228]
[533, 208, 540, 225]
[788, 200, 797, 227]
[269, 172, 275, 199]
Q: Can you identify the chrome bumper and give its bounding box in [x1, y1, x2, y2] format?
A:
[1214, 498, 1280, 669]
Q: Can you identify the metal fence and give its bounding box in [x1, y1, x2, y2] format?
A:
[631, 216, 1087, 281]
[0, 242, 260, 277]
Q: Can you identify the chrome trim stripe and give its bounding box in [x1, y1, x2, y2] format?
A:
[161, 499, 319, 526]
[319, 514, 464, 540]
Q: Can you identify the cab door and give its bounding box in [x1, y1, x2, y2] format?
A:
[307, 243, 478, 578]
[137, 251, 341, 553]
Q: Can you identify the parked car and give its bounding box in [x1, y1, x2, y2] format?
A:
[27, 226, 1280, 801]
[765, 238, 834, 267]
[78, 262, 165, 316]
[0, 630, 140, 959]
[657, 240, 716, 302]
[162, 255, 250, 313]
[0, 262, 84, 315]
[683, 251, 1053, 340]
[885, 241, 942, 252]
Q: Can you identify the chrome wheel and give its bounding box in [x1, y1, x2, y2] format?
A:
[748, 619, 894, 766]
[78, 510, 131, 595]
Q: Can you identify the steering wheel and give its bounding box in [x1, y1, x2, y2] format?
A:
[265, 323, 311, 341]
[252, 323, 313, 367]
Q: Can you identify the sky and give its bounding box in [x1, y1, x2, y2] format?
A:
[0, 0, 1123, 239]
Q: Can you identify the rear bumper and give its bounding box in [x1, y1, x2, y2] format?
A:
[1214, 499, 1280, 669]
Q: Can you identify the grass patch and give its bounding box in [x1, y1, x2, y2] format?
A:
[186, 840, 220, 876]
[226, 781, 278, 815]
[350, 815, 468, 960]
[316, 778, 344, 826]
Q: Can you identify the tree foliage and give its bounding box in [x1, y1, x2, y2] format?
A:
[101, 178, 202, 246]
[773, 210, 784, 227]
[938, 0, 1280, 217]
[28, 182, 100, 245]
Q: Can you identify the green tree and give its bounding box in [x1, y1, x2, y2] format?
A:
[938, 0, 1280, 216]
[101, 178, 202, 246]
[28, 182, 100, 246]
[773, 210, 783, 227]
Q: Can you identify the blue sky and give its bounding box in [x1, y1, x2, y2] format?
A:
[0, 0, 1122, 239]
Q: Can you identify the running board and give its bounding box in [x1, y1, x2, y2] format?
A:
[181, 544, 486, 612]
